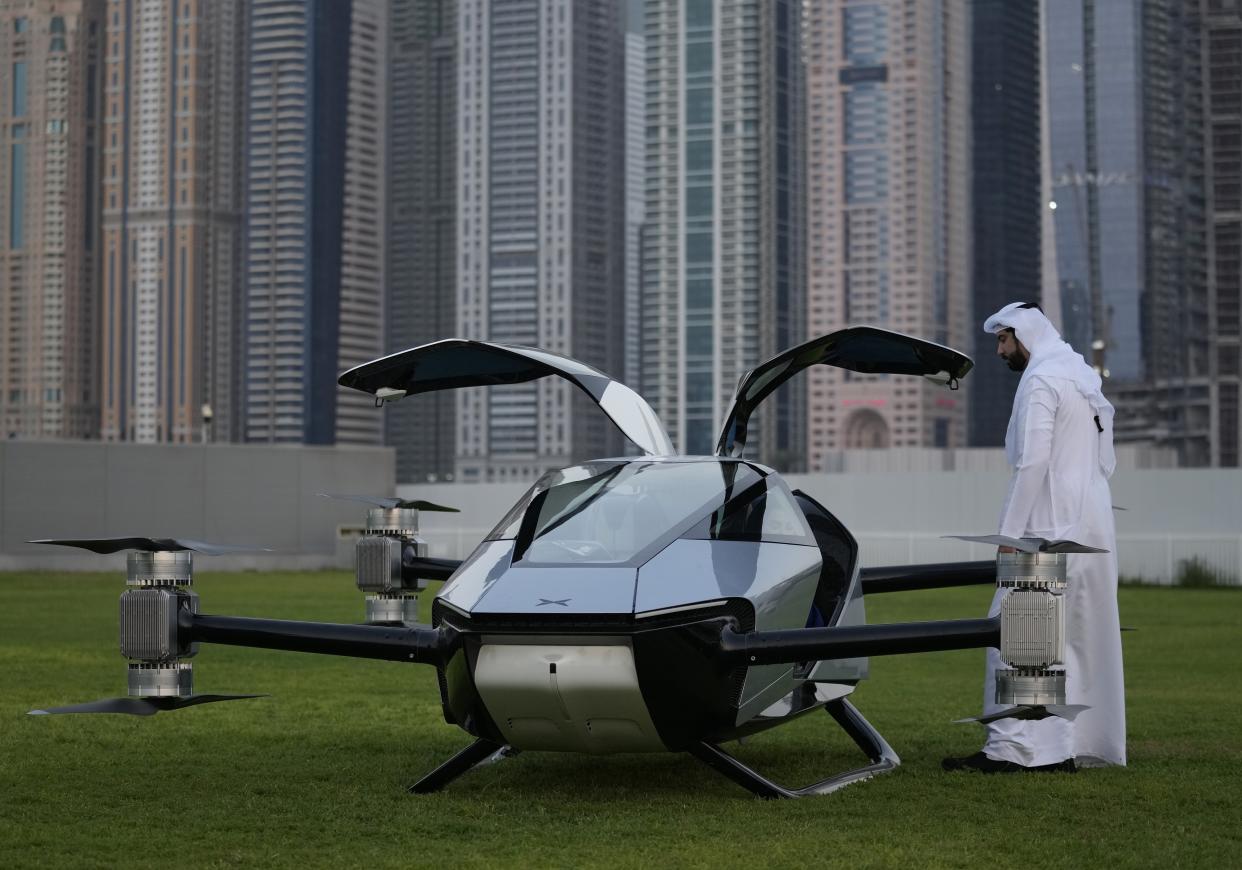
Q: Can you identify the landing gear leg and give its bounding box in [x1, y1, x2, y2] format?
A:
[687, 698, 900, 799]
[408, 738, 508, 794]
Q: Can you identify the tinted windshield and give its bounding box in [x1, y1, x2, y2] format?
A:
[685, 479, 814, 546]
[486, 460, 764, 564]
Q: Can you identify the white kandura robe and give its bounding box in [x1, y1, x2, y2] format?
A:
[981, 373, 1127, 767]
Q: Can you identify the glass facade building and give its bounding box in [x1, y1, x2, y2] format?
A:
[969, 0, 1041, 447]
[643, 0, 805, 466]
[625, 23, 645, 389]
[386, 0, 457, 482]
[1206, 3, 1241, 466]
[1044, 0, 1211, 464]
[243, 0, 386, 446]
[455, 0, 627, 482]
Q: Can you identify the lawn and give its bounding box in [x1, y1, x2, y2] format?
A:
[1, 573, 1239, 869]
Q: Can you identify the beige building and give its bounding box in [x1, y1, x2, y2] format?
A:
[0, 0, 103, 440]
[99, 0, 244, 443]
[805, 0, 971, 468]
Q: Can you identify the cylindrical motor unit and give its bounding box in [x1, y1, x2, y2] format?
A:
[996, 551, 1067, 707]
[127, 550, 194, 587]
[996, 668, 1065, 706]
[356, 506, 427, 625]
[120, 551, 198, 697]
[128, 661, 194, 697]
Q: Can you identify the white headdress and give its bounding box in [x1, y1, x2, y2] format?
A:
[984, 302, 1116, 477]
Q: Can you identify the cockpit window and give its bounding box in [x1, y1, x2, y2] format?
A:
[485, 462, 628, 542]
[485, 460, 766, 564]
[685, 478, 814, 545]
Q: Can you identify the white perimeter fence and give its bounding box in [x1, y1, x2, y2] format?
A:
[402, 467, 1242, 587]
[852, 533, 1241, 585]
[415, 528, 1242, 587]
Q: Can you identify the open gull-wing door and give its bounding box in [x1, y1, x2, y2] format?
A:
[339, 339, 676, 456]
[716, 327, 974, 457]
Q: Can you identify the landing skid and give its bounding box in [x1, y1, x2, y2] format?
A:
[688, 698, 900, 799]
[408, 738, 517, 794]
[409, 699, 896, 798]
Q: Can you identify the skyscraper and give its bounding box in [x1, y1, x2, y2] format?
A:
[455, 0, 626, 482]
[337, 0, 388, 446]
[386, 0, 456, 482]
[1044, 0, 1211, 464]
[643, 0, 805, 463]
[99, 0, 245, 443]
[1205, 3, 1240, 466]
[804, 0, 971, 466]
[969, 0, 1041, 447]
[243, 0, 386, 446]
[624, 9, 644, 389]
[1, 0, 103, 441]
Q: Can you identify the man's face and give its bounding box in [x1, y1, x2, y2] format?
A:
[996, 330, 1029, 372]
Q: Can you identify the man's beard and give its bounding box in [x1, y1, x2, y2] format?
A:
[1005, 348, 1029, 372]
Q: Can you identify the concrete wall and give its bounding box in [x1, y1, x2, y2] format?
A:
[0, 441, 394, 571]
[5, 441, 1234, 583]
[400, 466, 1242, 585]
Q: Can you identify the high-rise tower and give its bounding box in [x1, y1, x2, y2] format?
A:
[625, 9, 645, 389]
[1044, 0, 1210, 464]
[1205, 1, 1241, 466]
[386, 0, 456, 481]
[643, 0, 805, 463]
[99, 0, 245, 443]
[969, 0, 1041, 447]
[455, 0, 627, 482]
[337, 0, 388, 445]
[243, 0, 386, 446]
[805, 0, 971, 465]
[0, 1, 103, 440]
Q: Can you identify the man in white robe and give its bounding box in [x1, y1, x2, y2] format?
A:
[943, 301, 1127, 772]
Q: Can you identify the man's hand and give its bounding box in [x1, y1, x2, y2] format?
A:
[998, 545, 1017, 554]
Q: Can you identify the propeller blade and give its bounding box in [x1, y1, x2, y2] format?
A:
[319, 492, 400, 509]
[161, 540, 271, 556]
[395, 500, 459, 513]
[318, 493, 459, 512]
[954, 703, 1088, 725]
[944, 534, 1108, 554]
[28, 537, 267, 555]
[28, 694, 266, 716]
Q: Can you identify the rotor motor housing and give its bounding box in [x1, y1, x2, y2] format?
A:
[356, 506, 427, 624]
[127, 550, 194, 587]
[999, 587, 1064, 667]
[996, 551, 1067, 707]
[127, 661, 194, 697]
[995, 668, 1066, 707]
[119, 551, 198, 697]
[119, 587, 198, 660]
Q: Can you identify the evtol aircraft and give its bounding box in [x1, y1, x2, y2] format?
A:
[31, 328, 1091, 798]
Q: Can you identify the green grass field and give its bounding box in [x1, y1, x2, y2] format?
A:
[1, 573, 1239, 869]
